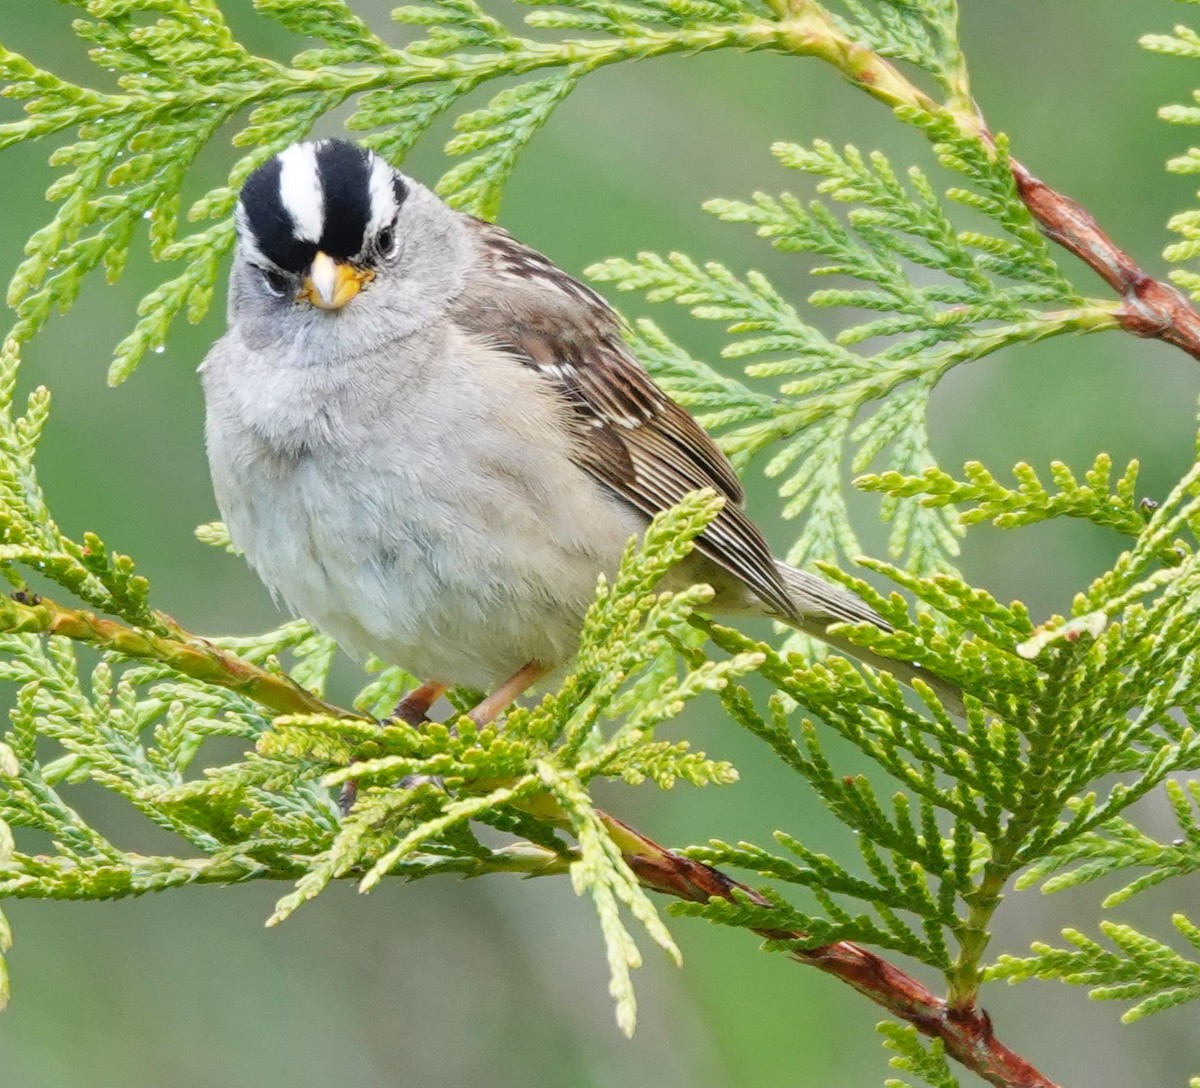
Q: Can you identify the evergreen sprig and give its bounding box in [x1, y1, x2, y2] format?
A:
[989, 915, 1200, 1024]
[654, 427, 1200, 1018]
[0, 340, 158, 626]
[878, 1022, 960, 1088]
[589, 139, 1114, 580]
[858, 453, 1147, 535]
[3, 2, 1200, 1084]
[1144, 7, 1200, 301]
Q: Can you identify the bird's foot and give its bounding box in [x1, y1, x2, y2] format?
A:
[339, 679, 450, 815]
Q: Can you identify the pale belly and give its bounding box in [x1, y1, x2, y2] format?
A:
[221, 438, 645, 691]
[205, 327, 653, 691]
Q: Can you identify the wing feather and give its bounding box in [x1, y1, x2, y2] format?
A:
[447, 218, 799, 622]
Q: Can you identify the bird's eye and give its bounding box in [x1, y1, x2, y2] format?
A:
[375, 221, 400, 261]
[260, 268, 291, 298]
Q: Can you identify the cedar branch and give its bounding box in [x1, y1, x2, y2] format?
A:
[771, 5, 1200, 366]
[3, 590, 1060, 1088]
[1011, 161, 1200, 363]
[609, 813, 1060, 1088]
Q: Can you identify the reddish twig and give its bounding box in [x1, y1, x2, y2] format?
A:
[607, 814, 1061, 1088]
[1011, 160, 1200, 364]
[9, 591, 1059, 1087]
[2, 590, 353, 719]
[775, 8, 1200, 368]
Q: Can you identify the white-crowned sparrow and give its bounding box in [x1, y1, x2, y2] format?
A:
[201, 139, 944, 724]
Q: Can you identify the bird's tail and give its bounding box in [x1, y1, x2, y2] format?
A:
[774, 560, 966, 719]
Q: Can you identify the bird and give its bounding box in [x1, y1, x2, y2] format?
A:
[201, 138, 955, 728]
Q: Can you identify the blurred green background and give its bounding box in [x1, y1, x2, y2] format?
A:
[1, 2, 1199, 1084]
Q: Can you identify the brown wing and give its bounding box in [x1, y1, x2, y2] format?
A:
[448, 218, 799, 623]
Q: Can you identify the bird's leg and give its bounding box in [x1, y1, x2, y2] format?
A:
[467, 662, 548, 727]
[392, 680, 451, 726]
[339, 679, 449, 815]
[339, 667, 542, 815]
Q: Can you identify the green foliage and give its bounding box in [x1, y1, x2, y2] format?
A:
[858, 452, 1194, 572]
[0, 340, 156, 626]
[1017, 778, 1200, 908]
[989, 916, 1200, 1024]
[590, 138, 1111, 582]
[1145, 4, 1200, 300]
[878, 1022, 960, 1088]
[670, 488, 1200, 987]
[4, 1, 1200, 1083]
[834, 0, 961, 80]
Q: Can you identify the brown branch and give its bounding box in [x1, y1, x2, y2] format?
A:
[1, 590, 353, 719]
[767, 8, 1200, 367]
[1011, 162, 1200, 363]
[603, 814, 1060, 1088]
[6, 590, 1058, 1088]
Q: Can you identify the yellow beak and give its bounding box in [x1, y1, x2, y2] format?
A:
[301, 251, 373, 310]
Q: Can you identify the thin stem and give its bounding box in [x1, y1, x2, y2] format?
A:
[0, 592, 1059, 1087]
[0, 591, 353, 720]
[606, 814, 1061, 1088]
[760, 7, 1200, 365]
[947, 860, 1009, 1010]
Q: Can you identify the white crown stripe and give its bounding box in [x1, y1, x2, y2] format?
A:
[233, 202, 271, 269]
[365, 153, 400, 235]
[277, 143, 324, 244]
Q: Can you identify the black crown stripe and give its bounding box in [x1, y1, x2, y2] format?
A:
[238, 140, 407, 272]
[239, 156, 315, 274]
[315, 140, 373, 261]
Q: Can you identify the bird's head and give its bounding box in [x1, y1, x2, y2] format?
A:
[230, 139, 469, 354]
